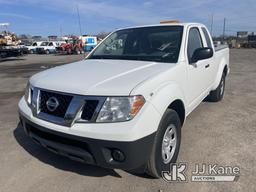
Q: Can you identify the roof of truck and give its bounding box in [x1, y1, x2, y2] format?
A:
[116, 22, 206, 31]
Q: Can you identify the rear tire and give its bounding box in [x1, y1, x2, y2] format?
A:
[206, 73, 226, 102]
[146, 109, 181, 178]
[75, 48, 81, 54]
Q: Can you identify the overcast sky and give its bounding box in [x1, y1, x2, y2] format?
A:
[0, 0, 255, 36]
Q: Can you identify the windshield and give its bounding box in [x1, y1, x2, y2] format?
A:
[88, 26, 183, 63]
[25, 42, 32, 46]
[41, 42, 49, 46]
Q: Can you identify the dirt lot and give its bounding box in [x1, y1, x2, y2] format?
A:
[0, 50, 255, 192]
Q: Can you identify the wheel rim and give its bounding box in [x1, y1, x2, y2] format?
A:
[220, 78, 224, 96]
[162, 124, 177, 164]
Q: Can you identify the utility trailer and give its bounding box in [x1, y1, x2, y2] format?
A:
[0, 46, 24, 59]
[246, 35, 256, 48]
[240, 35, 256, 48]
[0, 32, 26, 59]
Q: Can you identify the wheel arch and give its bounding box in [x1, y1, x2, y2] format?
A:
[223, 65, 228, 76]
[148, 83, 187, 127]
[167, 99, 185, 126]
[212, 57, 228, 90]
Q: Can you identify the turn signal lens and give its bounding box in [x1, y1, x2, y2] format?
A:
[130, 95, 145, 117]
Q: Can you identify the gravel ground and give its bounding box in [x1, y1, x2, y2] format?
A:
[0, 50, 255, 192]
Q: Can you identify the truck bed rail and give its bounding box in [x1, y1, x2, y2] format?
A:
[215, 45, 228, 52]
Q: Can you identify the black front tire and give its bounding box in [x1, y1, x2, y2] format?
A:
[206, 73, 226, 102]
[146, 109, 181, 178]
[75, 48, 81, 54]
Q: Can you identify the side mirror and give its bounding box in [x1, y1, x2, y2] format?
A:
[191, 47, 213, 63]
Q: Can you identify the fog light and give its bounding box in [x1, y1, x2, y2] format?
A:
[111, 149, 125, 162]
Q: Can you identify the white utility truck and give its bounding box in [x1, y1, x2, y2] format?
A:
[19, 22, 229, 178]
[36, 41, 65, 54]
[25, 41, 43, 54]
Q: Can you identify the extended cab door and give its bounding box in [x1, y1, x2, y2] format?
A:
[201, 27, 217, 87]
[186, 26, 212, 109]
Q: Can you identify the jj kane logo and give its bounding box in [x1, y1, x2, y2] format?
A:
[191, 163, 240, 182]
[162, 163, 188, 182]
[162, 163, 240, 182]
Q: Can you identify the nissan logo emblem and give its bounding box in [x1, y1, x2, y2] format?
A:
[46, 97, 59, 112]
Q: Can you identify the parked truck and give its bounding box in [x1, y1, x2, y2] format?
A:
[19, 22, 229, 178]
[81, 36, 97, 51]
[0, 33, 25, 59]
[24, 41, 44, 54]
[36, 41, 65, 54]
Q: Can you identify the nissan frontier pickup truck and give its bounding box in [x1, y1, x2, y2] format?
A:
[19, 22, 229, 178]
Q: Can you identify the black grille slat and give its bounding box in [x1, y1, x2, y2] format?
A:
[81, 100, 99, 121]
[39, 90, 73, 118]
[30, 89, 34, 99]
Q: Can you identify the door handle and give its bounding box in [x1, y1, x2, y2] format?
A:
[205, 64, 210, 68]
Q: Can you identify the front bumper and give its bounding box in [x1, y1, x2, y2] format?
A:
[19, 114, 155, 170]
[36, 48, 46, 54]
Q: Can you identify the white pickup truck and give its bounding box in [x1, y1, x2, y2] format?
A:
[36, 41, 65, 54]
[19, 23, 229, 178]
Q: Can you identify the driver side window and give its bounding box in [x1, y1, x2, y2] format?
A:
[187, 28, 203, 63]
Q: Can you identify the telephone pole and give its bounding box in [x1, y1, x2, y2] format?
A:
[210, 13, 214, 36]
[222, 18, 226, 42]
[76, 5, 86, 56]
[60, 25, 63, 38]
[76, 5, 82, 36]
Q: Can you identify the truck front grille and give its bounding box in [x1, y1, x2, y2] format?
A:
[39, 90, 73, 118]
[32, 88, 105, 126]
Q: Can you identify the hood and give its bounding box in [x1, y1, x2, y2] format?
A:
[30, 59, 173, 96]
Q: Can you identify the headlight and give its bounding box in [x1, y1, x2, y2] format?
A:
[96, 95, 145, 122]
[24, 82, 33, 105]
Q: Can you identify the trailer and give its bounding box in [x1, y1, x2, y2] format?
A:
[245, 35, 256, 48]
[0, 29, 26, 59]
[0, 46, 24, 59]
